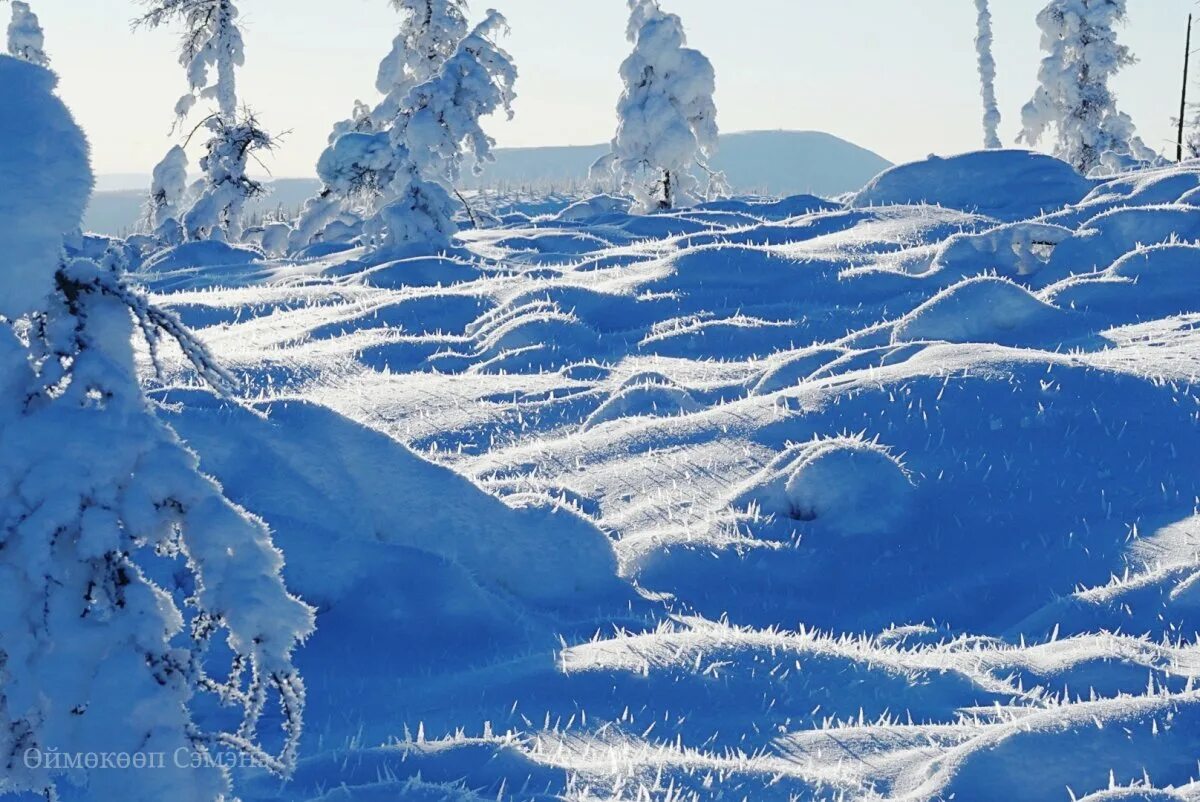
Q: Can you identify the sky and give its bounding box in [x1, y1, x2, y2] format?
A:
[31, 0, 1200, 181]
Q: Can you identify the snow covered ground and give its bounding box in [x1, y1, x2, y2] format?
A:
[118, 150, 1200, 801]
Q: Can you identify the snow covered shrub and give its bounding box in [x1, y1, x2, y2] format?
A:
[6, 0, 47, 66]
[365, 9, 518, 250]
[734, 436, 915, 538]
[1018, 0, 1154, 175]
[137, 0, 272, 242]
[591, 0, 723, 212]
[0, 56, 312, 801]
[146, 144, 189, 243]
[974, 0, 1001, 149]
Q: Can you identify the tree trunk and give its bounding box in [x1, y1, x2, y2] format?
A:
[1179, 14, 1193, 162]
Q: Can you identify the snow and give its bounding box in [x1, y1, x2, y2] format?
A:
[893, 276, 1070, 347]
[92, 143, 1200, 802]
[732, 435, 914, 538]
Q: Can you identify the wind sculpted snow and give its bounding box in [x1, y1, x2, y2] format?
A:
[124, 150, 1200, 801]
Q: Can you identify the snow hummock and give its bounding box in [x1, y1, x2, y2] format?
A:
[734, 436, 914, 538]
[893, 276, 1068, 347]
[851, 149, 1092, 221]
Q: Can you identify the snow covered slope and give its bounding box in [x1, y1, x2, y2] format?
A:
[127, 150, 1200, 802]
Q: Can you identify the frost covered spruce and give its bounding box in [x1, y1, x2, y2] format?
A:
[291, 0, 500, 252]
[1018, 0, 1153, 174]
[0, 56, 312, 801]
[137, 0, 273, 242]
[592, 0, 723, 212]
[6, 0, 47, 66]
[344, 9, 516, 251]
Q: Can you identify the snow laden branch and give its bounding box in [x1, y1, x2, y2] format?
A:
[974, 0, 1001, 149]
[135, 0, 243, 121]
[592, 0, 724, 212]
[0, 55, 312, 802]
[6, 0, 47, 66]
[363, 9, 517, 251]
[1018, 0, 1154, 174]
[55, 248, 238, 395]
[374, 0, 470, 126]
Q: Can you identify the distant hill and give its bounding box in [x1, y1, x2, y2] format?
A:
[84, 131, 891, 235]
[461, 130, 892, 196]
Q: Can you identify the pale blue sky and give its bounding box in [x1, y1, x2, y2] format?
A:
[33, 0, 1200, 178]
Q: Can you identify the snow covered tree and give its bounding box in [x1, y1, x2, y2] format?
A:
[364, 9, 517, 250]
[292, 0, 471, 251]
[1018, 0, 1152, 174]
[0, 54, 313, 801]
[137, 0, 270, 241]
[591, 0, 722, 212]
[975, 0, 1001, 149]
[181, 112, 273, 241]
[6, 0, 47, 66]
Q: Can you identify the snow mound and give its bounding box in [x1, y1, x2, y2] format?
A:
[893, 276, 1068, 346]
[851, 150, 1092, 221]
[140, 239, 263, 276]
[693, 194, 841, 220]
[492, 230, 615, 256]
[161, 395, 624, 612]
[471, 309, 601, 373]
[752, 347, 848, 394]
[1049, 205, 1200, 275]
[1047, 243, 1200, 324]
[734, 436, 914, 537]
[1084, 164, 1200, 208]
[584, 376, 700, 430]
[0, 57, 92, 316]
[337, 255, 485, 289]
[554, 194, 631, 221]
[931, 221, 1073, 280]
